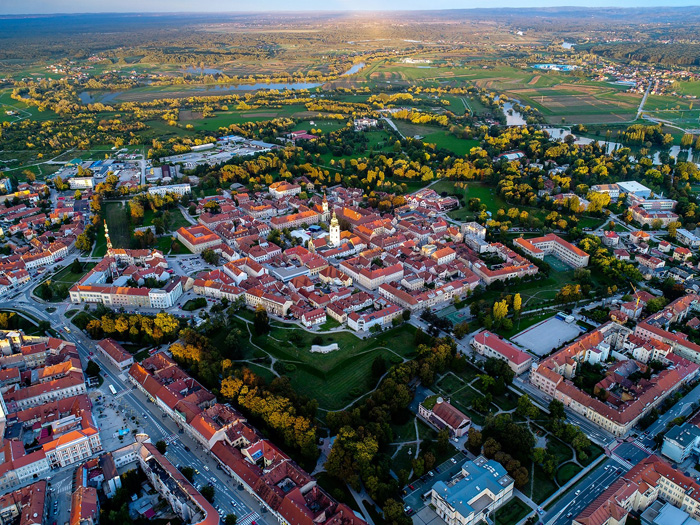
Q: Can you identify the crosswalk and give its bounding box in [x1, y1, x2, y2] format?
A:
[164, 433, 179, 445]
[238, 512, 260, 525]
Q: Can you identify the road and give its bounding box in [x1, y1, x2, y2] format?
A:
[543, 459, 626, 525]
[635, 81, 652, 120]
[0, 292, 270, 525]
[637, 380, 700, 449]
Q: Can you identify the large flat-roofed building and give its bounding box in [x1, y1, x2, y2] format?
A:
[661, 422, 700, 463]
[514, 233, 589, 268]
[618, 180, 652, 199]
[430, 456, 514, 525]
[471, 331, 533, 376]
[176, 225, 222, 254]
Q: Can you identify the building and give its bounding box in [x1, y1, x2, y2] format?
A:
[69, 177, 94, 190]
[618, 181, 652, 199]
[574, 455, 700, 525]
[641, 500, 700, 525]
[176, 225, 222, 254]
[531, 322, 699, 436]
[677, 229, 700, 249]
[418, 395, 471, 438]
[514, 233, 589, 268]
[591, 184, 620, 200]
[347, 304, 402, 332]
[329, 211, 340, 247]
[268, 181, 301, 199]
[95, 338, 134, 371]
[139, 441, 219, 525]
[630, 206, 679, 228]
[148, 183, 191, 197]
[0, 480, 46, 525]
[471, 331, 533, 376]
[661, 422, 700, 463]
[430, 456, 514, 525]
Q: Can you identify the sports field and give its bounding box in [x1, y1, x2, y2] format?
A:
[511, 316, 583, 356]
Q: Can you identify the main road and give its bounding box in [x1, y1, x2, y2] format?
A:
[0, 294, 270, 525]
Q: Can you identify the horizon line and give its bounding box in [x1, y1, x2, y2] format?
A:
[2, 5, 700, 16]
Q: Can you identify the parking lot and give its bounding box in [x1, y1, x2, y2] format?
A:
[403, 451, 467, 512]
[511, 315, 584, 356]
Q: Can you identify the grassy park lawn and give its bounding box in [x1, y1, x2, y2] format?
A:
[103, 201, 131, 249]
[556, 463, 581, 486]
[530, 464, 559, 503]
[50, 262, 96, 287]
[222, 320, 419, 410]
[495, 498, 532, 525]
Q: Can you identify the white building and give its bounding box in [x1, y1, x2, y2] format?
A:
[148, 184, 191, 197]
[676, 229, 700, 249]
[430, 456, 514, 525]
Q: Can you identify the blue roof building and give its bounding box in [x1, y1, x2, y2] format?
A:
[430, 456, 514, 525]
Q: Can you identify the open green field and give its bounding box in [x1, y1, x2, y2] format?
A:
[0, 89, 59, 124]
[223, 319, 419, 410]
[49, 262, 96, 286]
[504, 82, 640, 124]
[103, 201, 131, 249]
[495, 498, 531, 525]
[672, 81, 700, 98]
[143, 207, 191, 232]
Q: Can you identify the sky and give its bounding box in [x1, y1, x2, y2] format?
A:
[2, 0, 700, 14]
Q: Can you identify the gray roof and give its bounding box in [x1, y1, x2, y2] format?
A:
[431, 456, 512, 518]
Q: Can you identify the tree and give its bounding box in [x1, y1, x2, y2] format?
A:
[383, 499, 412, 525]
[453, 322, 470, 339]
[85, 360, 101, 377]
[71, 259, 82, 274]
[513, 293, 522, 313]
[402, 309, 411, 321]
[493, 300, 509, 323]
[467, 428, 483, 454]
[180, 466, 195, 482]
[155, 440, 167, 454]
[201, 248, 220, 265]
[516, 394, 538, 419]
[200, 484, 215, 503]
[253, 306, 270, 336]
[224, 515, 238, 525]
[548, 399, 566, 421]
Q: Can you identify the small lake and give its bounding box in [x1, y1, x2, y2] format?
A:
[342, 62, 366, 76]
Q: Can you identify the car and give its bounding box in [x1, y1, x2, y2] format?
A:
[450, 458, 457, 464]
[428, 471, 434, 477]
[575, 490, 581, 495]
[408, 484, 415, 490]
[204, 465, 210, 471]
[195, 469, 200, 474]
[566, 513, 572, 518]
[184, 446, 190, 451]
[435, 467, 440, 473]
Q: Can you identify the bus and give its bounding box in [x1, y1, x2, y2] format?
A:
[108, 384, 117, 395]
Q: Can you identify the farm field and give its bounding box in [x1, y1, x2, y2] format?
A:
[504, 83, 640, 124]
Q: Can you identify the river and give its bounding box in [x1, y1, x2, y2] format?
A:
[78, 63, 366, 104]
